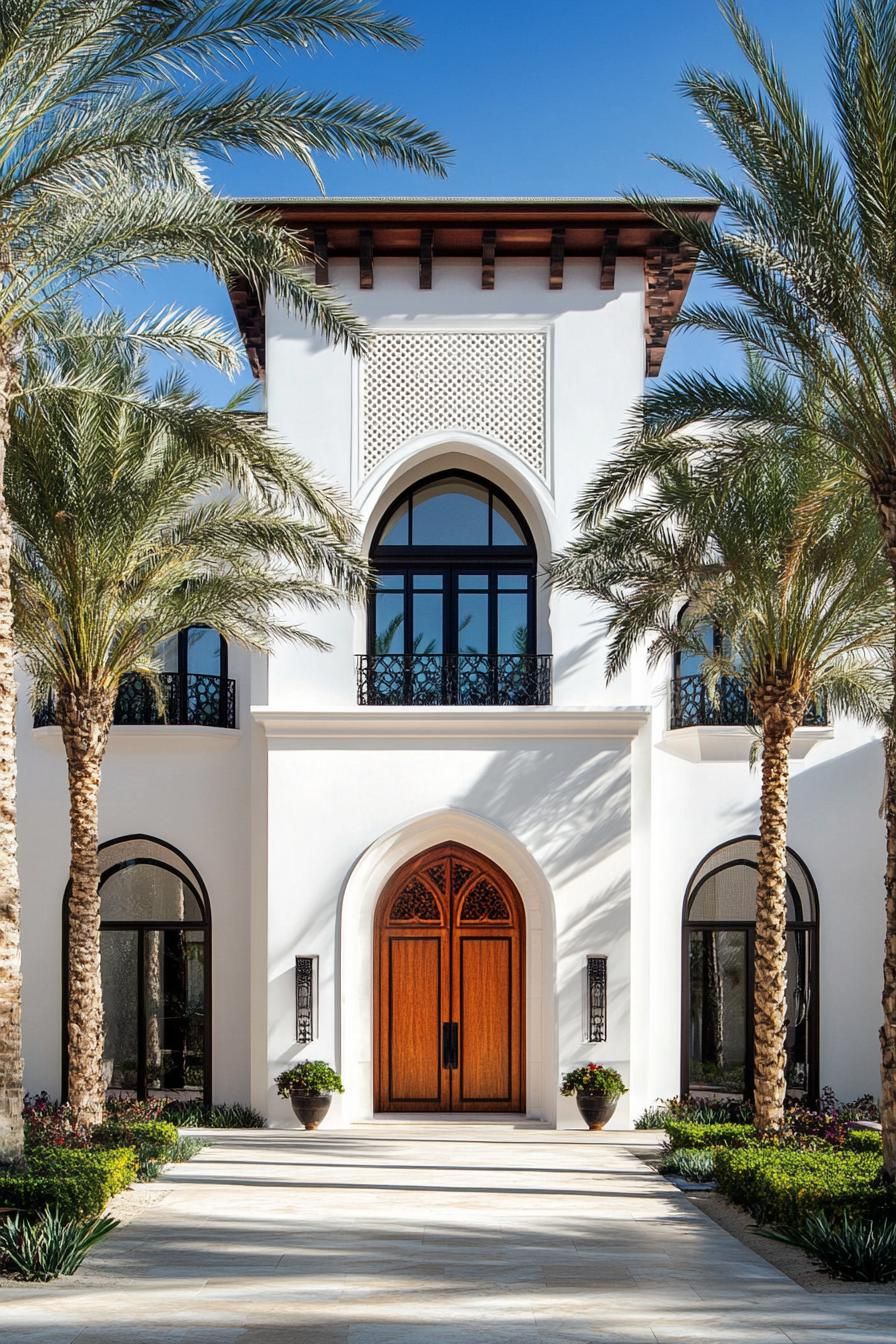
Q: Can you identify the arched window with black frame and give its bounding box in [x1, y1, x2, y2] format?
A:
[63, 836, 211, 1104]
[114, 626, 233, 728]
[671, 603, 749, 728]
[682, 837, 818, 1101]
[360, 470, 549, 706]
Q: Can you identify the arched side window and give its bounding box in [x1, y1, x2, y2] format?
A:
[362, 471, 548, 706]
[671, 603, 748, 728]
[682, 836, 818, 1101]
[115, 626, 233, 728]
[63, 835, 211, 1105]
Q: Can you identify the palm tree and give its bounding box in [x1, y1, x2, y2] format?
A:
[8, 326, 368, 1128]
[0, 0, 448, 1163]
[585, 0, 896, 1176]
[552, 400, 890, 1134]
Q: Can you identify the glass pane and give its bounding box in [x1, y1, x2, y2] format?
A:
[379, 500, 409, 546]
[678, 620, 714, 679]
[101, 862, 202, 922]
[785, 929, 811, 1095]
[457, 591, 488, 654]
[374, 584, 405, 655]
[146, 929, 205, 1099]
[688, 929, 748, 1093]
[458, 573, 488, 591]
[157, 634, 179, 674]
[498, 590, 529, 655]
[101, 929, 139, 1092]
[185, 627, 221, 677]
[690, 865, 797, 923]
[492, 496, 527, 546]
[412, 578, 443, 655]
[412, 478, 489, 546]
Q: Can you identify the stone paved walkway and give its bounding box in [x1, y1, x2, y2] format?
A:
[1, 1124, 894, 1343]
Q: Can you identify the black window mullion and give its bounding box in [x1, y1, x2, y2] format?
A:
[488, 570, 498, 701]
[403, 571, 412, 703]
[527, 573, 536, 657]
[177, 630, 188, 725]
[136, 926, 147, 1100]
[218, 633, 228, 727]
[446, 567, 455, 704]
[746, 929, 756, 1101]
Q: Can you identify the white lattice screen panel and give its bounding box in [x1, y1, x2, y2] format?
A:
[360, 330, 547, 478]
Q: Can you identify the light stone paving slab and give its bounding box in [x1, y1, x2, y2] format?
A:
[0, 1124, 894, 1342]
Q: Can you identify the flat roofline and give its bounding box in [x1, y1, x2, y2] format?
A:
[231, 194, 717, 207]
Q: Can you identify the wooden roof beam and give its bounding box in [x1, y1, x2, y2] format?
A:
[481, 228, 496, 290]
[600, 226, 618, 290]
[549, 227, 565, 289]
[312, 227, 329, 284]
[359, 228, 374, 289]
[419, 226, 433, 289]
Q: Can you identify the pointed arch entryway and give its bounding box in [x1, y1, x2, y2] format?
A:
[374, 842, 525, 1113]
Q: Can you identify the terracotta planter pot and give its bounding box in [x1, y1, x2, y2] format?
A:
[575, 1092, 618, 1131]
[289, 1089, 332, 1130]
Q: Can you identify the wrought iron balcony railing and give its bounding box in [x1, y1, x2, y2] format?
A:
[34, 671, 237, 730]
[670, 673, 828, 730]
[357, 653, 552, 707]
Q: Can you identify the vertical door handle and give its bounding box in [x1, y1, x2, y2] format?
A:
[442, 1021, 459, 1069]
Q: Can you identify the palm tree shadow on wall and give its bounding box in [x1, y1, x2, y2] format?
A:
[456, 743, 631, 890]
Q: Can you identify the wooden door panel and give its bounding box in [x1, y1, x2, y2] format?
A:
[456, 936, 512, 1106]
[385, 936, 446, 1107]
[374, 843, 524, 1115]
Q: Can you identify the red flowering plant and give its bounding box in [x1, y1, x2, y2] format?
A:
[560, 1064, 627, 1099]
[103, 1094, 166, 1123]
[22, 1091, 92, 1149]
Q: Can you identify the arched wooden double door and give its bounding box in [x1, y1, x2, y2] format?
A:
[374, 843, 525, 1113]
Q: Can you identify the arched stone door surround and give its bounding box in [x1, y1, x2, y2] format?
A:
[337, 808, 557, 1124]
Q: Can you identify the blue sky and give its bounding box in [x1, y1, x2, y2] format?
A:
[113, 0, 833, 404]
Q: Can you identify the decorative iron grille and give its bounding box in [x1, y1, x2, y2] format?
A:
[670, 674, 828, 731]
[295, 956, 318, 1045]
[356, 653, 552, 707]
[34, 671, 237, 729]
[586, 956, 608, 1043]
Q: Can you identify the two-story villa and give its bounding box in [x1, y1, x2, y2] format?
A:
[16, 198, 887, 1127]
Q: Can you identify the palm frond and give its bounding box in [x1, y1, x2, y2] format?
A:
[8, 323, 367, 696]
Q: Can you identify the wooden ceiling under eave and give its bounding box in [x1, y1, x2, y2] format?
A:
[226, 197, 717, 379]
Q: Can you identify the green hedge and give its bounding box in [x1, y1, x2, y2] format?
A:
[715, 1145, 892, 1224]
[846, 1128, 883, 1152]
[92, 1120, 178, 1175]
[665, 1120, 754, 1151]
[0, 1147, 137, 1221]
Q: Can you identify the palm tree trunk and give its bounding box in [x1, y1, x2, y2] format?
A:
[0, 341, 22, 1165]
[753, 711, 797, 1136]
[881, 726, 896, 1180]
[868, 498, 896, 1181]
[59, 687, 115, 1129]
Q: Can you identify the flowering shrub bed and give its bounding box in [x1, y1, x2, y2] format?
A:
[22, 1092, 92, 1150]
[652, 1093, 888, 1282]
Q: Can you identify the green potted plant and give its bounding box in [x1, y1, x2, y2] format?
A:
[561, 1064, 627, 1131]
[275, 1060, 344, 1130]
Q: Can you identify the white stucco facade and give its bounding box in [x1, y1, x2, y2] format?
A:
[14, 199, 888, 1127]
